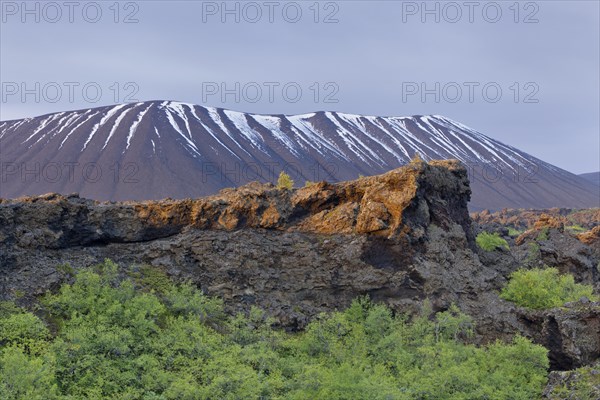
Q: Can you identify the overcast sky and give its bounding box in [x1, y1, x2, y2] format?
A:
[1, 0, 598, 174]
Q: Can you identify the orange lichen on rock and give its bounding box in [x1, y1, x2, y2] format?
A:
[1, 160, 471, 242]
[577, 225, 600, 246]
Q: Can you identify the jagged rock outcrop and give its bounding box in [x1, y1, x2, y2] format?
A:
[1, 159, 599, 371]
[505, 215, 600, 286]
[472, 208, 600, 231]
[515, 214, 566, 246]
[519, 302, 600, 370]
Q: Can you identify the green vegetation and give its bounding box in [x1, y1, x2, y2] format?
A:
[565, 224, 586, 234]
[501, 267, 598, 310]
[476, 231, 510, 251]
[545, 363, 600, 400]
[277, 171, 294, 190]
[508, 227, 523, 237]
[536, 227, 549, 241]
[128, 264, 173, 294]
[55, 263, 75, 277]
[526, 242, 541, 265]
[0, 260, 551, 399]
[303, 180, 316, 188]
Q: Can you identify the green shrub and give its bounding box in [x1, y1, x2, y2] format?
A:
[0, 346, 59, 399]
[135, 265, 172, 294]
[507, 227, 523, 237]
[526, 242, 541, 265]
[565, 224, 586, 234]
[536, 227, 549, 241]
[501, 267, 598, 309]
[0, 309, 51, 358]
[476, 232, 510, 251]
[0, 301, 22, 318]
[277, 171, 294, 190]
[1, 260, 551, 399]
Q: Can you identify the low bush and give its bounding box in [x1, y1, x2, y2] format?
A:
[501, 267, 598, 309]
[507, 227, 523, 237]
[277, 171, 294, 190]
[536, 227, 549, 241]
[476, 232, 510, 251]
[0, 260, 551, 399]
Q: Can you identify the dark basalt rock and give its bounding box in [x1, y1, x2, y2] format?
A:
[1, 160, 599, 372]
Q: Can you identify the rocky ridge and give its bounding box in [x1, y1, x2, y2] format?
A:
[1, 159, 599, 372]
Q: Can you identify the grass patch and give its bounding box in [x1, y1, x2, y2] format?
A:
[565, 224, 586, 234]
[536, 227, 549, 241]
[526, 242, 541, 264]
[476, 232, 510, 251]
[507, 227, 523, 237]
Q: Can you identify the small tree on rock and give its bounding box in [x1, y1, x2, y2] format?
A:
[277, 171, 294, 190]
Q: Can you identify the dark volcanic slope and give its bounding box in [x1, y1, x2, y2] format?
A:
[1, 100, 597, 210]
[579, 172, 600, 187]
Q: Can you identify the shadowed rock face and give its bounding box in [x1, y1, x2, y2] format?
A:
[1, 160, 598, 370]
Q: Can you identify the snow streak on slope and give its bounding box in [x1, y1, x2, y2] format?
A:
[82, 104, 129, 150]
[0, 101, 571, 173]
[125, 103, 153, 151]
[60, 110, 96, 149]
[160, 102, 202, 158]
[2, 100, 598, 210]
[103, 104, 140, 150]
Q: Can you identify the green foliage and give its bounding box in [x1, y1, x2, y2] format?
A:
[0, 313, 50, 355]
[0, 301, 22, 318]
[565, 224, 586, 234]
[0, 346, 59, 400]
[0, 260, 551, 399]
[164, 282, 227, 329]
[55, 263, 75, 277]
[501, 267, 598, 309]
[303, 180, 316, 188]
[526, 241, 541, 264]
[536, 227, 550, 241]
[277, 171, 294, 190]
[131, 265, 172, 294]
[476, 231, 510, 251]
[508, 227, 523, 237]
[545, 363, 600, 399]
